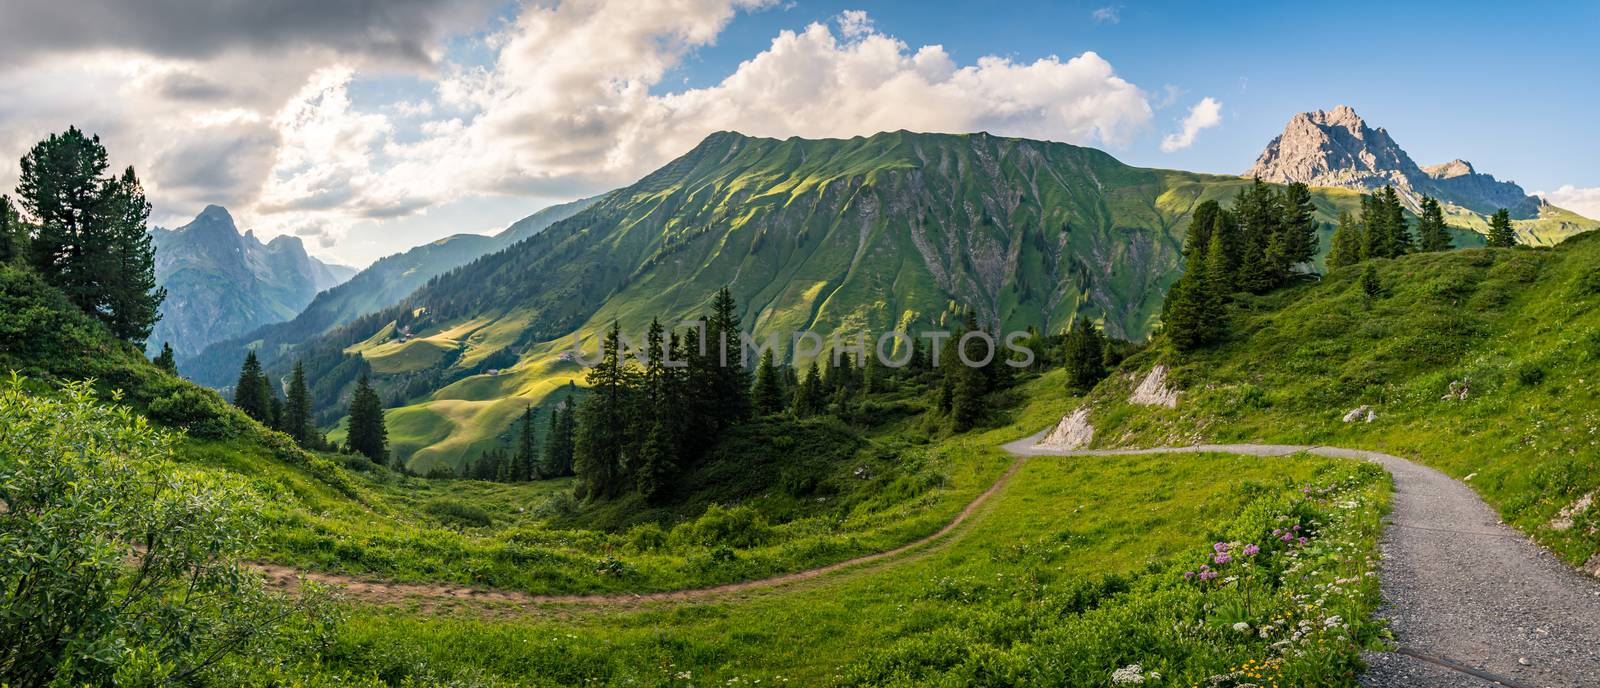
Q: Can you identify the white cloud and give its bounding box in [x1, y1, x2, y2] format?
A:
[1160, 97, 1222, 152]
[0, 2, 1159, 264]
[1092, 6, 1121, 24]
[1537, 185, 1600, 220]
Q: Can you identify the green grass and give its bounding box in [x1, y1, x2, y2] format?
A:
[1078, 233, 1600, 567]
[303, 451, 1387, 686]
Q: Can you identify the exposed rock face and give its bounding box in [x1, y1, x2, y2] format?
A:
[1039, 407, 1094, 449]
[149, 205, 356, 357]
[1342, 405, 1377, 423]
[1129, 365, 1179, 408]
[1247, 105, 1542, 218]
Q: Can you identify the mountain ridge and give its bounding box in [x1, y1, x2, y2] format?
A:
[149, 205, 355, 357]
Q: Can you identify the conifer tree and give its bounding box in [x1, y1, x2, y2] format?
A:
[1327, 211, 1364, 269]
[1063, 320, 1107, 393]
[347, 373, 387, 464]
[574, 323, 631, 498]
[543, 401, 576, 477]
[153, 343, 178, 375]
[1417, 196, 1452, 252]
[283, 361, 313, 447]
[1183, 200, 1222, 262]
[793, 361, 827, 417]
[1358, 194, 1384, 261]
[232, 352, 271, 423]
[1487, 208, 1517, 247]
[0, 195, 22, 265]
[100, 167, 164, 344]
[1271, 182, 1319, 277]
[515, 406, 539, 481]
[1234, 180, 1281, 293]
[1380, 186, 1412, 256]
[751, 348, 785, 415]
[1360, 264, 1383, 304]
[635, 421, 675, 502]
[706, 287, 751, 426]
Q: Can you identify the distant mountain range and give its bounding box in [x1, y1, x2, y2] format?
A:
[1247, 105, 1597, 243]
[149, 206, 355, 357]
[178, 195, 597, 386]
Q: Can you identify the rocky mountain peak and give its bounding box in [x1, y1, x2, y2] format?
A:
[1247, 106, 1542, 218]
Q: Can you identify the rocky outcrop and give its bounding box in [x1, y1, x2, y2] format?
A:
[1039, 407, 1094, 449]
[1342, 406, 1377, 423]
[1129, 365, 1178, 408]
[1246, 105, 1543, 218]
[1551, 492, 1595, 532]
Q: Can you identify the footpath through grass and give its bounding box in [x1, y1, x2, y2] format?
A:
[293, 451, 1388, 687]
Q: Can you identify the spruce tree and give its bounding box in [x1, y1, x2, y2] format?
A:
[347, 373, 388, 464]
[1183, 200, 1222, 262]
[514, 407, 538, 482]
[1487, 208, 1517, 248]
[793, 361, 827, 417]
[574, 323, 631, 499]
[284, 361, 313, 447]
[100, 167, 164, 344]
[1271, 182, 1319, 277]
[1417, 196, 1452, 252]
[543, 401, 576, 478]
[17, 127, 110, 313]
[1327, 211, 1364, 269]
[0, 195, 22, 265]
[153, 343, 178, 375]
[751, 348, 784, 415]
[635, 421, 675, 502]
[1358, 194, 1383, 261]
[1380, 186, 1412, 256]
[951, 358, 986, 431]
[232, 352, 271, 423]
[1063, 320, 1107, 393]
[706, 287, 752, 427]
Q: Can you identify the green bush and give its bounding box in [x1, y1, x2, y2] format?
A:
[670, 503, 774, 548]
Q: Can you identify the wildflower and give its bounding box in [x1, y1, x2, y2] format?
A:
[1184, 571, 1195, 579]
[1111, 664, 1147, 684]
[1214, 542, 1228, 553]
[1214, 552, 1232, 565]
[1233, 622, 1251, 633]
[1243, 544, 1260, 557]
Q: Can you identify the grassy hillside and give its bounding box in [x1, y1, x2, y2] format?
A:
[1071, 232, 1600, 570]
[295, 132, 1405, 471]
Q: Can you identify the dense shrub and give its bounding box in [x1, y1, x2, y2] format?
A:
[424, 498, 493, 528]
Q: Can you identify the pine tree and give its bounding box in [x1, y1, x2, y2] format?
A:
[574, 323, 631, 499]
[706, 286, 751, 427]
[1416, 196, 1452, 252]
[1271, 182, 1319, 277]
[1380, 186, 1412, 256]
[1327, 211, 1364, 269]
[1206, 212, 1241, 293]
[514, 407, 538, 482]
[17, 127, 110, 313]
[951, 358, 986, 431]
[1183, 200, 1223, 262]
[1358, 194, 1384, 261]
[635, 420, 675, 502]
[232, 351, 271, 423]
[751, 348, 784, 415]
[100, 167, 164, 344]
[153, 343, 178, 375]
[0, 195, 23, 265]
[792, 361, 827, 417]
[1360, 264, 1383, 304]
[347, 373, 388, 464]
[1063, 320, 1107, 393]
[542, 401, 577, 478]
[1487, 208, 1517, 248]
[284, 361, 312, 447]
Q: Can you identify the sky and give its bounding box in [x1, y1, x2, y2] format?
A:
[1, 0, 1596, 267]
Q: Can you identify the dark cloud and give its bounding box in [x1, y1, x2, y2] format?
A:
[154, 71, 234, 102]
[151, 126, 279, 207]
[0, 0, 499, 67]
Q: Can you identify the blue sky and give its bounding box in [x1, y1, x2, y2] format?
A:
[3, 1, 1595, 266]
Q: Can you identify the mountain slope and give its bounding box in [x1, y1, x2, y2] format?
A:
[292, 130, 1395, 471]
[1246, 105, 1596, 243]
[149, 205, 355, 357]
[180, 196, 598, 386]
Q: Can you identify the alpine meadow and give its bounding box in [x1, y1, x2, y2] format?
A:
[4, 3, 1600, 687]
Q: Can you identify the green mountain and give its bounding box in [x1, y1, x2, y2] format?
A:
[149, 205, 355, 357]
[289, 130, 1406, 472]
[180, 196, 597, 387]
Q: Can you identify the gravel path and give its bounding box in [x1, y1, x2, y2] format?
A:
[1013, 440, 1600, 688]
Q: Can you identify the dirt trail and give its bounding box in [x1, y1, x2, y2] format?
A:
[255, 456, 1027, 612]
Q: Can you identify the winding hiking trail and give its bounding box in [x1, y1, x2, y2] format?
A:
[261, 435, 1600, 686]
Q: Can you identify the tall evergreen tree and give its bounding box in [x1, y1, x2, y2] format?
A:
[99, 167, 164, 344]
[284, 361, 313, 447]
[1063, 320, 1108, 393]
[751, 348, 785, 415]
[0, 195, 22, 265]
[1271, 182, 1319, 276]
[1234, 179, 1282, 293]
[542, 400, 577, 477]
[792, 361, 827, 417]
[574, 323, 632, 499]
[1487, 208, 1517, 248]
[1380, 186, 1412, 256]
[17, 127, 110, 312]
[1416, 196, 1452, 252]
[514, 407, 538, 481]
[153, 343, 178, 375]
[232, 351, 271, 423]
[1327, 211, 1364, 269]
[347, 373, 388, 464]
[1183, 200, 1223, 262]
[705, 286, 752, 427]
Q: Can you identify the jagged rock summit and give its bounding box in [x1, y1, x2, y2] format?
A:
[1247, 105, 1542, 218]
